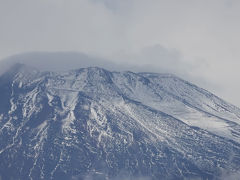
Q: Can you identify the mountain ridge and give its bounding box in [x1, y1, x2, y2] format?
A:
[0, 64, 240, 179]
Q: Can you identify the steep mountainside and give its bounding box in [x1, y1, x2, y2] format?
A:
[0, 64, 240, 180]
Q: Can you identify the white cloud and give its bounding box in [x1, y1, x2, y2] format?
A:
[0, 0, 240, 106]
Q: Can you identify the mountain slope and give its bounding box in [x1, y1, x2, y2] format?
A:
[0, 64, 240, 180]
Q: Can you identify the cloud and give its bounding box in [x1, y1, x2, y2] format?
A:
[0, 51, 115, 74]
[123, 44, 191, 73]
[1, 0, 240, 106]
[0, 45, 192, 77]
[0, 48, 188, 77]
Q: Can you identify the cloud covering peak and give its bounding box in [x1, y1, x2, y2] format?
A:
[1, 0, 240, 106]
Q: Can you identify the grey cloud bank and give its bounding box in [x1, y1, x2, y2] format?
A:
[0, 0, 240, 106]
[0, 51, 225, 106]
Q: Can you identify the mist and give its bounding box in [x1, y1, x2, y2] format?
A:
[0, 0, 240, 106]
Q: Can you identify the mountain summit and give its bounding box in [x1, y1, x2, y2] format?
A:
[0, 64, 240, 179]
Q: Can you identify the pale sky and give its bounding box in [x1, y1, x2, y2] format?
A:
[0, 0, 240, 107]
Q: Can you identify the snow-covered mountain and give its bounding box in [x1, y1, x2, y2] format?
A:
[0, 64, 240, 180]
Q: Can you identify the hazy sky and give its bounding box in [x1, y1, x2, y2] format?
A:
[0, 0, 240, 107]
